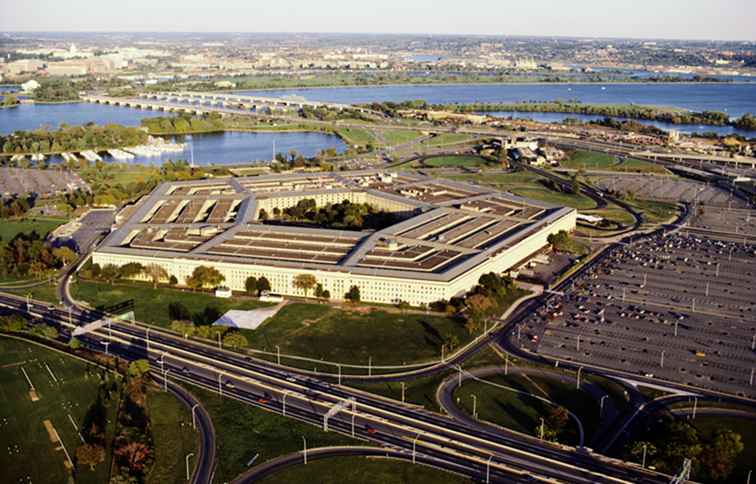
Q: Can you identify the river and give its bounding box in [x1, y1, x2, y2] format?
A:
[237, 82, 756, 118]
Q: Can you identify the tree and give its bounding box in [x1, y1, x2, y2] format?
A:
[0, 314, 26, 333]
[245, 276, 259, 296]
[143, 263, 168, 288]
[127, 359, 150, 380]
[100, 264, 121, 284]
[53, 247, 77, 266]
[293, 274, 317, 297]
[258, 208, 269, 221]
[223, 332, 248, 349]
[69, 337, 81, 350]
[168, 275, 178, 287]
[170, 320, 195, 338]
[118, 262, 144, 280]
[168, 301, 191, 321]
[396, 300, 411, 313]
[186, 266, 225, 290]
[76, 443, 105, 470]
[345, 285, 361, 302]
[700, 429, 743, 481]
[257, 276, 271, 296]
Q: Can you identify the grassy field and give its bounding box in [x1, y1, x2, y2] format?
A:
[629, 199, 679, 225]
[381, 129, 426, 146]
[336, 127, 377, 146]
[71, 281, 271, 328]
[0, 217, 67, 242]
[445, 172, 597, 210]
[423, 155, 490, 168]
[2, 280, 61, 304]
[247, 302, 468, 367]
[451, 373, 600, 445]
[691, 416, 756, 483]
[0, 337, 119, 484]
[191, 385, 356, 483]
[145, 388, 198, 484]
[71, 282, 521, 368]
[258, 456, 470, 484]
[560, 150, 667, 174]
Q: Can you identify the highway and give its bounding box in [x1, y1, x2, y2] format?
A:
[0, 292, 670, 484]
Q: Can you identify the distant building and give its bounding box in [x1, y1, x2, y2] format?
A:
[21, 79, 40, 92]
[214, 80, 237, 89]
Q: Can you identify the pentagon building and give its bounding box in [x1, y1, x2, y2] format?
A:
[93, 171, 576, 305]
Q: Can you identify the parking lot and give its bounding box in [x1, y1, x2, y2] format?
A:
[517, 232, 756, 399]
[0, 167, 89, 197]
[686, 205, 756, 240]
[53, 208, 114, 252]
[590, 174, 748, 208]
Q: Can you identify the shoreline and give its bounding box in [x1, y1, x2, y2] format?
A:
[221, 79, 754, 95]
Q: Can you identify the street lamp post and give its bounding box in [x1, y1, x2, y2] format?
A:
[401, 382, 406, 403]
[641, 443, 647, 468]
[471, 394, 477, 419]
[163, 369, 169, 392]
[218, 373, 223, 397]
[660, 350, 665, 369]
[102, 341, 110, 356]
[576, 366, 583, 390]
[282, 391, 292, 416]
[185, 452, 195, 481]
[600, 395, 608, 419]
[302, 436, 307, 465]
[412, 434, 420, 464]
[191, 404, 199, 430]
[275, 345, 281, 365]
[486, 455, 493, 484]
[539, 418, 545, 440]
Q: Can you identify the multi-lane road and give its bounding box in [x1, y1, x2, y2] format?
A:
[0, 291, 671, 484]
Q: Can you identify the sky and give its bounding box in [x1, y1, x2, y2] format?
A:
[1, 0, 755, 41]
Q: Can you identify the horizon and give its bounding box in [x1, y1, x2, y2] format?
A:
[2, 0, 755, 42]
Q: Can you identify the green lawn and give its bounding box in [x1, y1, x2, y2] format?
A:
[420, 133, 477, 147]
[445, 172, 597, 210]
[690, 416, 756, 483]
[423, 155, 490, 168]
[259, 456, 470, 484]
[451, 373, 600, 445]
[247, 303, 468, 367]
[145, 388, 199, 484]
[0, 217, 67, 242]
[191, 385, 357, 484]
[2, 280, 62, 304]
[560, 150, 667, 174]
[71, 281, 271, 328]
[0, 337, 119, 484]
[336, 127, 377, 146]
[382, 129, 426, 146]
[629, 199, 679, 225]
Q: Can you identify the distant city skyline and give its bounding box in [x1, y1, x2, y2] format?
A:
[1, 0, 755, 42]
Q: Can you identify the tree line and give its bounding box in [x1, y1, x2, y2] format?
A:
[1, 123, 148, 154]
